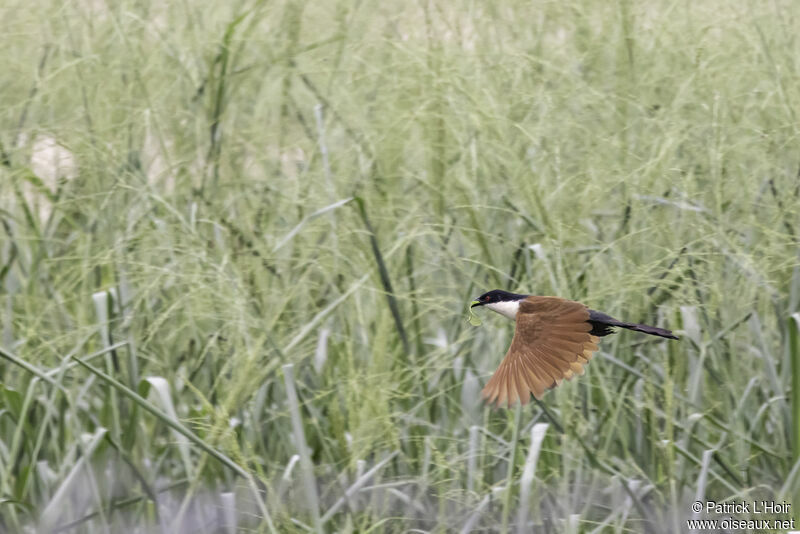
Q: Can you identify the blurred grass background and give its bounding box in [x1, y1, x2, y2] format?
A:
[1, 0, 800, 532]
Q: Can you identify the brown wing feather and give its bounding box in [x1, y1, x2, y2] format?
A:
[482, 297, 601, 407]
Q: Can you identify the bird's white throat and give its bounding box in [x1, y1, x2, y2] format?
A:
[486, 300, 520, 320]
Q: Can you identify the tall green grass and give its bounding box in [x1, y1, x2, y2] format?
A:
[1, 0, 800, 531]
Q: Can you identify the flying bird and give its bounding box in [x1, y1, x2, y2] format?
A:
[471, 290, 678, 407]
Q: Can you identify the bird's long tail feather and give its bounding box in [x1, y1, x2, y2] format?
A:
[616, 322, 678, 340]
[587, 309, 678, 340]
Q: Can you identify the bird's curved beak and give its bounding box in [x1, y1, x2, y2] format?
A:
[470, 299, 481, 308]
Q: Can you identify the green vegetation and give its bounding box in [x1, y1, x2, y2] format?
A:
[2, 0, 799, 531]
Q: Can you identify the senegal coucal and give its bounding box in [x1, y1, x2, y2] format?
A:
[470, 290, 678, 407]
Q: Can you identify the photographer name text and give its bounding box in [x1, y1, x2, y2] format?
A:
[703, 500, 790, 515]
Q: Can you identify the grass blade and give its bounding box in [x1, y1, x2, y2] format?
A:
[501, 405, 522, 534]
[145, 376, 194, 478]
[467, 425, 479, 494]
[354, 197, 410, 356]
[790, 313, 800, 509]
[516, 423, 549, 532]
[220, 491, 236, 534]
[692, 449, 714, 519]
[282, 363, 322, 533]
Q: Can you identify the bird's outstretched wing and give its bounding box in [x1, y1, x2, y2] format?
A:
[482, 296, 599, 407]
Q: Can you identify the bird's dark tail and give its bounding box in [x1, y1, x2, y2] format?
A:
[614, 321, 678, 339]
[588, 310, 678, 340]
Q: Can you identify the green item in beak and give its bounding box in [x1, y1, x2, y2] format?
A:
[467, 302, 482, 326]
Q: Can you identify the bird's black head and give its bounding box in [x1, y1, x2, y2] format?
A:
[471, 289, 528, 307]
